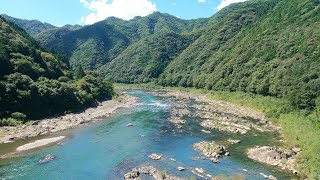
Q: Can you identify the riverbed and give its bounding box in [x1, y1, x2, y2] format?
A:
[0, 90, 298, 179]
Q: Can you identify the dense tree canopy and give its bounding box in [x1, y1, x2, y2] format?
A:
[0, 16, 114, 126]
[11, 0, 319, 112]
[159, 0, 320, 110]
[33, 12, 208, 70]
[1, 14, 55, 36]
[101, 31, 199, 83]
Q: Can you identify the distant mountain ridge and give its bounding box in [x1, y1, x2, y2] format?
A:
[4, 0, 320, 111]
[1, 14, 56, 36]
[33, 12, 209, 69]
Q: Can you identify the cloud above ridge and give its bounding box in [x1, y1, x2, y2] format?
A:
[80, 0, 157, 25]
[197, 0, 206, 3]
[217, 0, 249, 10]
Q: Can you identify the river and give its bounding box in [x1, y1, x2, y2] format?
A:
[0, 90, 297, 179]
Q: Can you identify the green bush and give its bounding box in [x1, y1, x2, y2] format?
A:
[279, 113, 320, 179]
[11, 112, 27, 122]
[0, 118, 21, 126]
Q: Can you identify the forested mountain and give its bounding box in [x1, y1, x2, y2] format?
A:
[159, 0, 320, 110]
[100, 31, 199, 83]
[33, 12, 209, 69]
[8, 0, 319, 111]
[1, 14, 55, 36]
[3, 0, 319, 177]
[0, 16, 114, 126]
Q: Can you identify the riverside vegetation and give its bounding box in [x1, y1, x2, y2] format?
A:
[0, 16, 114, 126]
[1, 0, 319, 178]
[117, 83, 320, 179]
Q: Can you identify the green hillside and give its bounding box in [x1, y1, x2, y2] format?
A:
[34, 12, 208, 70]
[101, 0, 319, 176]
[101, 31, 199, 83]
[1, 14, 55, 36]
[159, 0, 320, 110]
[156, 0, 320, 177]
[0, 16, 114, 125]
[2, 0, 320, 177]
[13, 0, 318, 111]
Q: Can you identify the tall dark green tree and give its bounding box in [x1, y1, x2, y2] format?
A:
[74, 65, 86, 80]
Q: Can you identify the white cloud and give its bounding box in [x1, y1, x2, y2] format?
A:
[197, 0, 206, 3]
[217, 0, 249, 10]
[80, 0, 157, 25]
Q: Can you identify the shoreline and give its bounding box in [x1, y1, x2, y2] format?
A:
[0, 88, 300, 177]
[149, 89, 300, 176]
[151, 90, 281, 134]
[16, 136, 66, 152]
[0, 93, 137, 144]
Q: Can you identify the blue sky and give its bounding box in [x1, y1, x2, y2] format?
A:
[0, 0, 248, 26]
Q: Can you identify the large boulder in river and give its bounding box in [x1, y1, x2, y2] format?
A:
[193, 141, 228, 163]
[177, 166, 185, 171]
[148, 153, 162, 160]
[124, 170, 139, 179]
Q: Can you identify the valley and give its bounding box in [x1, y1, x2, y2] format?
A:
[0, 90, 299, 179]
[0, 0, 319, 179]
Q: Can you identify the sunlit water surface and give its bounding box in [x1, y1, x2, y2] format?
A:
[0, 90, 297, 179]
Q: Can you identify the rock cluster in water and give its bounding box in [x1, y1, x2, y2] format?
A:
[227, 139, 241, 144]
[247, 146, 301, 174]
[38, 154, 55, 164]
[152, 91, 281, 135]
[176, 166, 185, 171]
[124, 166, 183, 180]
[193, 141, 229, 163]
[148, 153, 162, 160]
[151, 90, 300, 177]
[168, 117, 186, 125]
[259, 172, 278, 180]
[168, 117, 186, 129]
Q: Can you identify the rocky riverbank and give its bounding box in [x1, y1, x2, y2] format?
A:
[152, 91, 280, 134]
[247, 146, 301, 174]
[151, 90, 300, 176]
[0, 94, 137, 144]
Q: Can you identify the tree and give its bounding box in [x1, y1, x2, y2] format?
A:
[11, 112, 27, 122]
[74, 65, 86, 80]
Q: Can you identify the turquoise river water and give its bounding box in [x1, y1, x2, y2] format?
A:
[0, 90, 297, 179]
